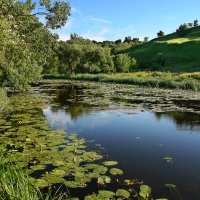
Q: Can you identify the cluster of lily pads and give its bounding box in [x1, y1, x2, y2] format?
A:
[0, 93, 167, 199]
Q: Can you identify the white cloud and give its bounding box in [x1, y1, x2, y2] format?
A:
[81, 28, 109, 42]
[89, 17, 112, 24]
[58, 34, 71, 41]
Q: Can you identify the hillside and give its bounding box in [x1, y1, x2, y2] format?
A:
[123, 26, 200, 72]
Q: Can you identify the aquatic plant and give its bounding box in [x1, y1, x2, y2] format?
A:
[0, 87, 174, 199]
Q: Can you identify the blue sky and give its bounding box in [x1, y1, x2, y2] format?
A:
[49, 0, 200, 41]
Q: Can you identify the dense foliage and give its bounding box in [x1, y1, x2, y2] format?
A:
[45, 34, 138, 75]
[0, 0, 70, 91]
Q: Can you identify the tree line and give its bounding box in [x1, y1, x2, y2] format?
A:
[45, 34, 137, 75]
[0, 0, 199, 91]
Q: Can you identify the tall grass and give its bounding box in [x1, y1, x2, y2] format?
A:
[0, 161, 68, 200]
[43, 72, 200, 91]
[0, 87, 8, 110]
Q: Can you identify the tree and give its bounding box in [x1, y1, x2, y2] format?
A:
[132, 38, 140, 43]
[0, 0, 70, 90]
[58, 43, 82, 74]
[124, 36, 132, 43]
[114, 54, 132, 72]
[115, 39, 122, 44]
[194, 20, 198, 27]
[79, 48, 114, 74]
[157, 30, 165, 37]
[144, 37, 149, 43]
[188, 23, 193, 28]
[176, 23, 188, 37]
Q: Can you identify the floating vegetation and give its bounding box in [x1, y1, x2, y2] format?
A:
[2, 81, 193, 199]
[0, 93, 163, 200]
[110, 168, 124, 176]
[139, 185, 152, 199]
[163, 157, 174, 164]
[116, 189, 131, 199]
[165, 184, 177, 191]
[40, 80, 200, 115]
[103, 161, 118, 166]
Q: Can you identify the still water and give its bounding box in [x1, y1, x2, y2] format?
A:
[41, 81, 200, 200]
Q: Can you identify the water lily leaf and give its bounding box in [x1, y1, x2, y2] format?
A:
[84, 194, 101, 200]
[75, 176, 91, 185]
[97, 177, 104, 185]
[84, 164, 100, 170]
[35, 179, 49, 188]
[98, 190, 115, 198]
[116, 189, 130, 199]
[110, 168, 123, 176]
[165, 184, 176, 190]
[124, 179, 135, 185]
[43, 174, 65, 184]
[30, 165, 46, 171]
[72, 172, 85, 178]
[69, 134, 78, 140]
[87, 172, 100, 179]
[139, 185, 151, 198]
[64, 181, 81, 188]
[82, 152, 103, 161]
[94, 166, 108, 175]
[163, 157, 174, 163]
[104, 176, 111, 184]
[103, 161, 118, 166]
[51, 169, 66, 176]
[156, 199, 168, 200]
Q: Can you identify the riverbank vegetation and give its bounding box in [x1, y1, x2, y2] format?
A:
[44, 72, 200, 91]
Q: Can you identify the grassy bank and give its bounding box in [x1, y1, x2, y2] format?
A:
[0, 160, 68, 200]
[123, 26, 200, 72]
[0, 160, 42, 200]
[43, 72, 200, 91]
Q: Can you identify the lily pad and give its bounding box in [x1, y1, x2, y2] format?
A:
[97, 176, 111, 185]
[116, 189, 130, 199]
[165, 184, 176, 190]
[51, 169, 66, 176]
[98, 190, 115, 198]
[139, 185, 151, 199]
[163, 157, 174, 163]
[103, 161, 118, 166]
[110, 168, 123, 176]
[35, 179, 49, 188]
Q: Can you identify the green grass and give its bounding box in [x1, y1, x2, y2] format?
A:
[122, 26, 200, 72]
[0, 87, 8, 110]
[0, 160, 68, 200]
[43, 72, 200, 91]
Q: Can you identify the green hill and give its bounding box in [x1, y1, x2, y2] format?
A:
[124, 26, 200, 72]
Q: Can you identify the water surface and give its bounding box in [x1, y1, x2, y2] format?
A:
[41, 81, 200, 200]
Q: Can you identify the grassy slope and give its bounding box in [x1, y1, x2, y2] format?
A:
[124, 26, 200, 72]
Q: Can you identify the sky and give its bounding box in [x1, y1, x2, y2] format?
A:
[49, 0, 200, 41]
